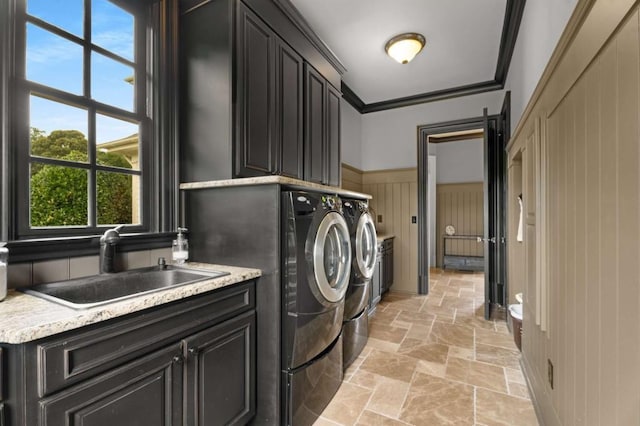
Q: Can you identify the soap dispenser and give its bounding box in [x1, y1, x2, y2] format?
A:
[172, 228, 189, 265]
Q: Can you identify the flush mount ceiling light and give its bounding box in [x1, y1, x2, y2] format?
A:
[385, 33, 426, 64]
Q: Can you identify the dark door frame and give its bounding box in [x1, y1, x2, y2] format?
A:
[416, 115, 499, 295]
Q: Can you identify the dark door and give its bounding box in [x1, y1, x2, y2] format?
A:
[236, 4, 277, 177]
[326, 84, 341, 186]
[40, 344, 183, 425]
[497, 92, 510, 308]
[483, 108, 493, 319]
[276, 39, 303, 179]
[184, 311, 256, 426]
[483, 106, 507, 320]
[304, 64, 326, 184]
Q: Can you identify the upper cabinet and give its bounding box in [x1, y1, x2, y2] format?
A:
[304, 64, 325, 184]
[326, 83, 342, 187]
[179, 0, 342, 185]
[304, 65, 341, 186]
[276, 40, 305, 179]
[235, 6, 277, 177]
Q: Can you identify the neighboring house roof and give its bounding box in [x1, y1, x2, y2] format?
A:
[98, 133, 138, 159]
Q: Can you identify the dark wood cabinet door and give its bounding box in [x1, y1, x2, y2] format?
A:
[383, 246, 394, 292]
[276, 40, 304, 179]
[40, 344, 183, 426]
[236, 4, 277, 177]
[184, 310, 256, 426]
[304, 64, 326, 184]
[369, 256, 382, 313]
[326, 84, 341, 187]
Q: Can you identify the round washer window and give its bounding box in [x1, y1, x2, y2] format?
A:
[313, 212, 351, 303]
[356, 212, 377, 279]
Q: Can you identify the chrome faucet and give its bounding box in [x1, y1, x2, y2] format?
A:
[99, 225, 124, 273]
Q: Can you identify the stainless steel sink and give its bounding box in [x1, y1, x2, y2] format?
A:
[22, 265, 229, 309]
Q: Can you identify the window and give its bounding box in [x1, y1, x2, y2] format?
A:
[1, 0, 177, 259]
[16, 0, 150, 236]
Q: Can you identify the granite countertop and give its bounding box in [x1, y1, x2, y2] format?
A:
[179, 176, 372, 200]
[0, 263, 261, 344]
[377, 234, 395, 243]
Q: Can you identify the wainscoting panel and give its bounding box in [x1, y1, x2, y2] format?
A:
[341, 164, 363, 193]
[507, 4, 640, 424]
[362, 168, 418, 294]
[435, 183, 484, 267]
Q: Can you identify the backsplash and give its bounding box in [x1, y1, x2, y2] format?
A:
[7, 247, 173, 289]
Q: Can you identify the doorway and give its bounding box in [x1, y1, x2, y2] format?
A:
[417, 92, 510, 320]
[428, 130, 485, 274]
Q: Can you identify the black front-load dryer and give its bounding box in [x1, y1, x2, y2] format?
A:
[281, 191, 352, 426]
[341, 198, 377, 369]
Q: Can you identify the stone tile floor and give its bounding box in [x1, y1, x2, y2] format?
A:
[314, 269, 538, 426]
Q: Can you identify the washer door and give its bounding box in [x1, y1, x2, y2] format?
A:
[355, 212, 377, 279]
[313, 212, 352, 303]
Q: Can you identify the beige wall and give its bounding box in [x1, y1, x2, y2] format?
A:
[507, 155, 524, 305]
[341, 163, 363, 193]
[362, 168, 418, 294]
[435, 183, 484, 267]
[506, 0, 640, 423]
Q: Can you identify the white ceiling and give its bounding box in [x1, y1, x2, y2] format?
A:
[290, 0, 508, 104]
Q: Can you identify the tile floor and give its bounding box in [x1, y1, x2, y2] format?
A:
[314, 269, 539, 426]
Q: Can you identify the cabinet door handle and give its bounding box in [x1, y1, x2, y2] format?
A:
[172, 354, 184, 365]
[188, 347, 198, 357]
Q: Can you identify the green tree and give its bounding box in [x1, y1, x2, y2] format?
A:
[29, 128, 133, 227]
[31, 128, 88, 161]
[30, 151, 88, 226]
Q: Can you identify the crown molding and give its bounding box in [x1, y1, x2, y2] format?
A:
[495, 0, 526, 83]
[341, 83, 365, 111]
[272, 0, 347, 74]
[342, 0, 526, 114]
[362, 80, 503, 113]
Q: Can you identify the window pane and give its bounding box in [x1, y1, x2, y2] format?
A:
[27, 0, 83, 37]
[92, 0, 134, 61]
[96, 114, 139, 170]
[97, 171, 139, 225]
[27, 24, 83, 94]
[91, 52, 134, 111]
[30, 163, 88, 227]
[30, 95, 88, 163]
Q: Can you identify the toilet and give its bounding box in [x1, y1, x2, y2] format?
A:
[508, 302, 523, 351]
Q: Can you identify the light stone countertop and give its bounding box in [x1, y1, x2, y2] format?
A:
[180, 175, 372, 200]
[376, 234, 395, 243]
[0, 263, 261, 344]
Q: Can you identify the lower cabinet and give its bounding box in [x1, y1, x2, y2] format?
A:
[369, 238, 395, 315]
[184, 311, 255, 426]
[1, 280, 256, 426]
[369, 254, 382, 315]
[381, 239, 394, 293]
[40, 343, 184, 425]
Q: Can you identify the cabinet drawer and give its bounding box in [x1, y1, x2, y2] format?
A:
[36, 281, 255, 397]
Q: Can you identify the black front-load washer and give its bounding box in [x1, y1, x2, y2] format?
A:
[341, 198, 377, 369]
[281, 191, 352, 426]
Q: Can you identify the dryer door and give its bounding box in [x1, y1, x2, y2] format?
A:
[313, 212, 352, 303]
[355, 212, 377, 279]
